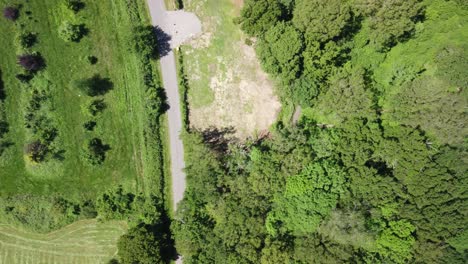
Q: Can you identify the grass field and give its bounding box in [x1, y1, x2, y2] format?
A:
[0, 0, 167, 261]
[0, 0, 162, 199]
[182, 0, 280, 138]
[0, 220, 127, 263]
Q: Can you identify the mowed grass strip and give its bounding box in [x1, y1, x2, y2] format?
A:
[0, 220, 127, 264]
[0, 0, 159, 199]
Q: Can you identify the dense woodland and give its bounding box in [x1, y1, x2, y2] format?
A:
[174, 0, 467, 263]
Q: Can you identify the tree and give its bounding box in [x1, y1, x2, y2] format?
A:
[238, 0, 286, 36]
[368, 0, 424, 48]
[133, 26, 159, 59]
[266, 161, 346, 236]
[3, 6, 19, 21]
[257, 22, 304, 84]
[96, 186, 134, 220]
[17, 32, 37, 49]
[117, 225, 163, 264]
[292, 0, 352, 43]
[58, 21, 87, 42]
[17, 54, 44, 72]
[382, 76, 467, 145]
[65, 0, 85, 13]
[88, 99, 106, 116]
[308, 67, 376, 126]
[375, 220, 416, 263]
[83, 138, 110, 165]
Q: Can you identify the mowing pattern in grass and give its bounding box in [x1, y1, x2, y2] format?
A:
[0, 220, 126, 264]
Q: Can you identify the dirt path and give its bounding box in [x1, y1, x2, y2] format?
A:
[145, 1, 200, 211]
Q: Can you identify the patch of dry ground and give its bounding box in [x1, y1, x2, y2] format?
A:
[183, 0, 281, 138]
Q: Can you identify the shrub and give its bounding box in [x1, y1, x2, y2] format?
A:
[17, 32, 37, 49]
[71, 74, 113, 96]
[65, 0, 85, 13]
[88, 99, 106, 116]
[17, 53, 45, 72]
[58, 21, 87, 42]
[133, 26, 158, 59]
[16, 73, 33, 83]
[25, 140, 48, 163]
[84, 138, 110, 165]
[87, 55, 98, 65]
[117, 225, 163, 264]
[3, 6, 19, 21]
[83, 121, 96, 131]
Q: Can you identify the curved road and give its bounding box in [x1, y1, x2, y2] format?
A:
[146, 0, 186, 210]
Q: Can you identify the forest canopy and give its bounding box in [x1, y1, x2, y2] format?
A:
[174, 0, 468, 263]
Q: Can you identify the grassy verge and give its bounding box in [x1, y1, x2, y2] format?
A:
[0, 0, 166, 230]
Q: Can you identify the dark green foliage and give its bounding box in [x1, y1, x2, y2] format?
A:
[65, 0, 85, 13]
[176, 1, 467, 261]
[3, 6, 19, 21]
[367, 0, 424, 48]
[96, 186, 135, 220]
[87, 55, 98, 65]
[238, 0, 286, 36]
[22, 77, 61, 163]
[71, 74, 113, 96]
[88, 99, 106, 116]
[58, 21, 87, 42]
[292, 0, 352, 42]
[83, 138, 110, 165]
[117, 225, 163, 264]
[17, 53, 45, 72]
[434, 44, 468, 89]
[133, 26, 158, 59]
[83, 120, 96, 131]
[257, 22, 304, 83]
[17, 32, 37, 49]
[382, 76, 467, 145]
[0, 195, 93, 233]
[267, 161, 346, 236]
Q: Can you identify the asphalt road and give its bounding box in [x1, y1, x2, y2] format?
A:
[146, 0, 186, 210]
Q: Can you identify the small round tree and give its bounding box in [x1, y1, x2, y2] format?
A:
[65, 0, 85, 13]
[58, 21, 86, 42]
[17, 32, 37, 49]
[17, 54, 44, 72]
[117, 225, 163, 264]
[3, 6, 19, 21]
[83, 138, 110, 165]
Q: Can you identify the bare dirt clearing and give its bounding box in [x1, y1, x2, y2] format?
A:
[183, 0, 281, 138]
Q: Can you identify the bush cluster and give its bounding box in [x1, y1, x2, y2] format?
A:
[82, 138, 110, 165]
[3, 6, 19, 21]
[17, 32, 37, 49]
[17, 53, 45, 72]
[65, 0, 85, 13]
[58, 21, 87, 42]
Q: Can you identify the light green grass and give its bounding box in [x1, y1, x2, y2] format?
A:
[0, 220, 127, 264]
[183, 0, 243, 108]
[0, 0, 160, 200]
